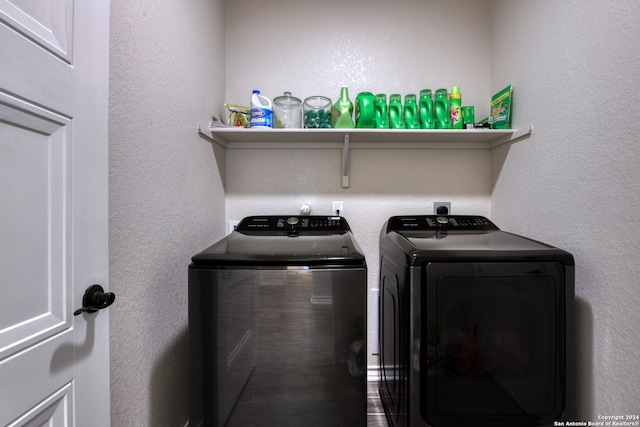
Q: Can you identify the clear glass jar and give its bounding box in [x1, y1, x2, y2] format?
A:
[303, 96, 332, 128]
[273, 91, 302, 128]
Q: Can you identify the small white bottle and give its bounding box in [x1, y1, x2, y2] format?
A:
[250, 90, 273, 128]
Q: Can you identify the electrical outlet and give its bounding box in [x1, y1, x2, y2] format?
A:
[433, 202, 451, 215]
[332, 201, 344, 216]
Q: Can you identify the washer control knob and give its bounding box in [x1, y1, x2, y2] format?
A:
[287, 217, 299, 225]
[436, 216, 449, 224]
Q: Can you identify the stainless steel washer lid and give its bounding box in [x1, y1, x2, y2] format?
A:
[191, 216, 366, 266]
[404, 229, 556, 251]
[382, 215, 574, 265]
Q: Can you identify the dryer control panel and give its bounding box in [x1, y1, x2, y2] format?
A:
[386, 215, 499, 232]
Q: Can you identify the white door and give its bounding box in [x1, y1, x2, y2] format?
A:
[0, 0, 110, 425]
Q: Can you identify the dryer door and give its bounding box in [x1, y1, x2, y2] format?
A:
[421, 261, 568, 427]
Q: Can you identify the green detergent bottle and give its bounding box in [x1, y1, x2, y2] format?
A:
[419, 89, 435, 129]
[434, 88, 451, 129]
[355, 92, 375, 128]
[389, 94, 405, 129]
[374, 94, 388, 128]
[450, 86, 463, 129]
[404, 94, 420, 129]
[331, 86, 355, 128]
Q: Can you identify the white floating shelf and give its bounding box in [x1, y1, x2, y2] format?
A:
[198, 124, 533, 188]
[201, 125, 532, 149]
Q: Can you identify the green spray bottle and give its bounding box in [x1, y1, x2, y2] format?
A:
[434, 88, 451, 129]
[331, 86, 355, 128]
[404, 94, 420, 129]
[419, 89, 435, 129]
[450, 86, 463, 129]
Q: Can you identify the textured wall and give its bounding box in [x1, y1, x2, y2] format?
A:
[224, 0, 493, 369]
[108, 0, 226, 425]
[490, 0, 640, 419]
[225, 0, 492, 116]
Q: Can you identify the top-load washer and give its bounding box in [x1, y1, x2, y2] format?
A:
[378, 215, 575, 427]
[189, 215, 367, 427]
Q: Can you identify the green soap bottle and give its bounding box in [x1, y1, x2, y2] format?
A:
[374, 94, 389, 128]
[355, 92, 375, 128]
[331, 86, 355, 128]
[434, 88, 451, 129]
[389, 94, 405, 129]
[419, 89, 435, 129]
[450, 86, 463, 129]
[404, 94, 420, 129]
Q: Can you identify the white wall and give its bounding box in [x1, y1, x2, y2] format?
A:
[490, 0, 640, 419]
[225, 0, 491, 114]
[224, 0, 493, 369]
[109, 0, 226, 425]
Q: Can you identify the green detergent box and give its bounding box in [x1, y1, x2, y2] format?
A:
[489, 85, 512, 129]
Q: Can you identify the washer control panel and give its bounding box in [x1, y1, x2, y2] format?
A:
[387, 215, 499, 232]
[237, 216, 349, 234]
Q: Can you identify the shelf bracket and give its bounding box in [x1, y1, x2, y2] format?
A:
[489, 124, 533, 148]
[342, 133, 350, 188]
[197, 123, 227, 148]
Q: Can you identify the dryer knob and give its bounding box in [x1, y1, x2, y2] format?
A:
[436, 216, 449, 224]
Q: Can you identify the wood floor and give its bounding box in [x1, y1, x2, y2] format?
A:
[367, 382, 389, 427]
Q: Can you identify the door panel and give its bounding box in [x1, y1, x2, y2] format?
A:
[0, 17, 72, 113]
[0, 93, 71, 361]
[0, 0, 73, 61]
[1, 331, 73, 425]
[8, 383, 73, 427]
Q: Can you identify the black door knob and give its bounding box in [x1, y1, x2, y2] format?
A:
[74, 284, 115, 316]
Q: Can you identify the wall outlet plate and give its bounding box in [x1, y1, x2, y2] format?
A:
[433, 202, 451, 215]
[332, 201, 344, 216]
